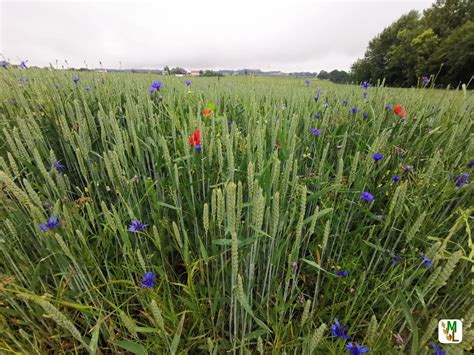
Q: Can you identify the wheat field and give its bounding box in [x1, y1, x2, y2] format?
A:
[0, 69, 472, 354]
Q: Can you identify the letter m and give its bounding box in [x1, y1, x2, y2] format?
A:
[447, 321, 457, 333]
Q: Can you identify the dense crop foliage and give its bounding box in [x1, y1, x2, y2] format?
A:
[0, 69, 472, 354]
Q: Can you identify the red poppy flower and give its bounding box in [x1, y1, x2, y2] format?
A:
[393, 104, 407, 119]
[189, 130, 200, 146]
[201, 108, 213, 117]
[393, 104, 402, 115]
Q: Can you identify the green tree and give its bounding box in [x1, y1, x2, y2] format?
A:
[352, 11, 420, 85]
[170, 67, 187, 75]
[423, 0, 474, 37]
[201, 70, 223, 77]
[411, 28, 440, 78]
[382, 11, 422, 86]
[351, 0, 473, 87]
[317, 70, 329, 80]
[317, 70, 352, 83]
[351, 58, 372, 83]
[429, 20, 474, 85]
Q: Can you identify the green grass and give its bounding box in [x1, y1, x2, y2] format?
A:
[0, 69, 472, 354]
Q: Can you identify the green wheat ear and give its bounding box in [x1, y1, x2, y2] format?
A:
[119, 310, 138, 338]
[366, 314, 378, 347]
[202, 202, 209, 233]
[420, 317, 438, 346]
[309, 323, 327, 353]
[301, 299, 311, 326]
[257, 336, 264, 354]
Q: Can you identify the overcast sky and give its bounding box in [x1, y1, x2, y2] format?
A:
[1, 0, 433, 72]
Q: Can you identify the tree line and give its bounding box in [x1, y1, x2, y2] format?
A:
[317, 70, 352, 84]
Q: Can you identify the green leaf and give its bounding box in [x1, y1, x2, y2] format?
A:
[398, 290, 419, 354]
[136, 326, 159, 333]
[303, 208, 333, 224]
[301, 259, 329, 274]
[88, 321, 101, 355]
[244, 328, 269, 340]
[170, 313, 186, 355]
[239, 299, 271, 334]
[155, 201, 180, 211]
[114, 340, 147, 355]
[212, 237, 257, 248]
[199, 238, 209, 263]
[362, 240, 387, 253]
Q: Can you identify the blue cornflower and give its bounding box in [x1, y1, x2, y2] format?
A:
[362, 113, 369, 119]
[373, 153, 383, 161]
[148, 81, 162, 93]
[360, 191, 374, 203]
[73, 76, 80, 84]
[467, 160, 474, 169]
[128, 219, 148, 233]
[361, 81, 370, 89]
[20, 60, 28, 69]
[453, 173, 469, 188]
[310, 128, 321, 136]
[430, 342, 446, 355]
[342, 99, 348, 105]
[345, 342, 369, 355]
[362, 92, 367, 99]
[314, 114, 321, 119]
[39, 216, 61, 231]
[391, 175, 401, 182]
[85, 87, 91, 91]
[314, 95, 319, 103]
[335, 270, 349, 277]
[141, 272, 157, 288]
[195, 143, 202, 153]
[49, 161, 65, 173]
[392, 256, 401, 265]
[422, 76, 430, 85]
[330, 319, 350, 340]
[421, 255, 433, 268]
[350, 107, 359, 114]
[185, 80, 192, 86]
[385, 103, 393, 110]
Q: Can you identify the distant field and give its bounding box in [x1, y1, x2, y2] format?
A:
[0, 70, 472, 354]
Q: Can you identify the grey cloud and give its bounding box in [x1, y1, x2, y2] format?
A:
[1, 0, 433, 72]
